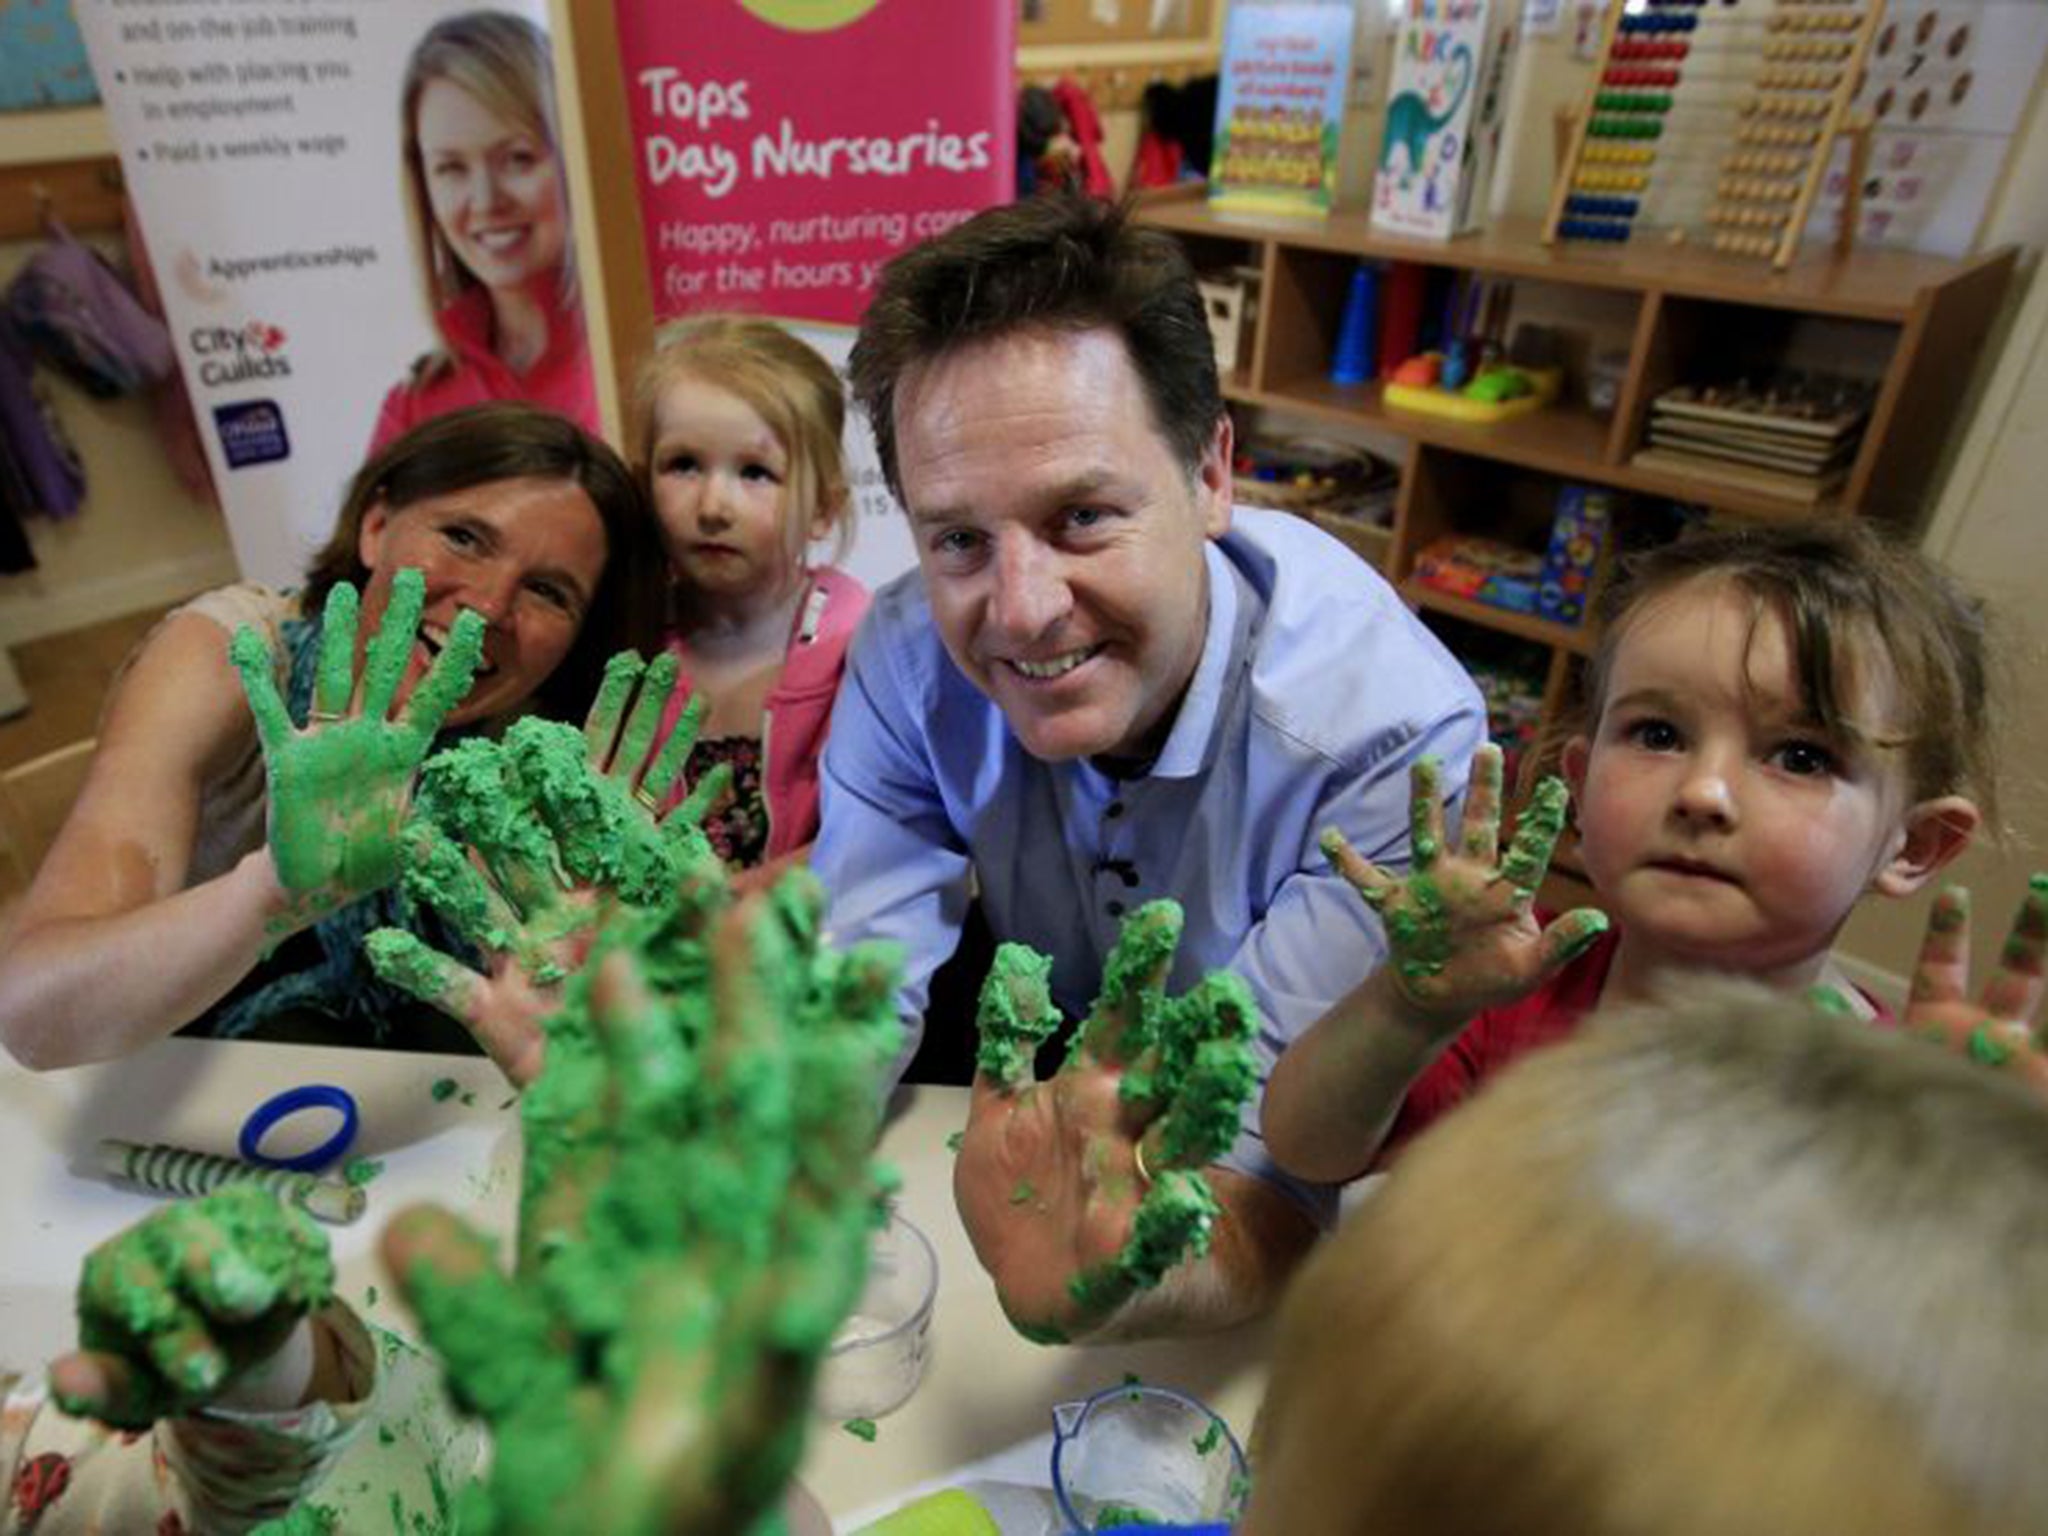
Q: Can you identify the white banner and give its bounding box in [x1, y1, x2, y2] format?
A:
[75, 1, 593, 587]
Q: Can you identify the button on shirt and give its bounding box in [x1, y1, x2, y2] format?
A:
[814, 507, 1487, 1220]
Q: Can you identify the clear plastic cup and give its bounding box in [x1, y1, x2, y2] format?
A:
[1049, 1383, 1250, 1530]
[814, 1208, 938, 1421]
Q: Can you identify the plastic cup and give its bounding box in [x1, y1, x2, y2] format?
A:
[1049, 1383, 1250, 1530]
[814, 1208, 938, 1421]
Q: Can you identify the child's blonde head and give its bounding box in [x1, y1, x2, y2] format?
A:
[633, 314, 853, 563]
[1576, 519, 1996, 825]
[1245, 983, 2048, 1536]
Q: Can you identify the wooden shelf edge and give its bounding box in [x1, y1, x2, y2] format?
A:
[1139, 204, 2008, 324]
[1404, 583, 1598, 657]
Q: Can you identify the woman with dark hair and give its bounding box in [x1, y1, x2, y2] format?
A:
[369, 9, 595, 452]
[0, 404, 667, 1068]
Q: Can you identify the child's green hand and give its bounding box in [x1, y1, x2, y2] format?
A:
[381, 877, 901, 1535]
[1324, 744, 1607, 1032]
[1904, 878, 2048, 1097]
[233, 569, 482, 921]
[56, 1185, 333, 1430]
[365, 655, 733, 1087]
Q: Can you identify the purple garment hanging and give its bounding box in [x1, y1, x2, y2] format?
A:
[0, 316, 84, 521]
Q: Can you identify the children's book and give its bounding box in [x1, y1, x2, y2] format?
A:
[1208, 3, 1354, 218]
[1371, 0, 1519, 239]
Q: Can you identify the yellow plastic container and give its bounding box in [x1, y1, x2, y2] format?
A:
[852, 1489, 1004, 1535]
[1383, 365, 1564, 425]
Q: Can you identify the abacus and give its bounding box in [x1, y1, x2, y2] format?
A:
[1543, 0, 1885, 268]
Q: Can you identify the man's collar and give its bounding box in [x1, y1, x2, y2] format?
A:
[1147, 541, 1243, 781]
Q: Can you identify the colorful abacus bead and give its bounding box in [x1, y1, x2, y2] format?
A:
[1566, 195, 1641, 220]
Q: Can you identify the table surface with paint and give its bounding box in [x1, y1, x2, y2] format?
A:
[0, 1038, 1274, 1524]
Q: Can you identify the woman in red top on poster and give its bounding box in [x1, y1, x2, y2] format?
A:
[369, 10, 597, 454]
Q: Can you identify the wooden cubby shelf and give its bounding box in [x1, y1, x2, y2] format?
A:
[1139, 199, 2017, 823]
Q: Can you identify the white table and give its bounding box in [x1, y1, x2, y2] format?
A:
[0, 1039, 1273, 1526]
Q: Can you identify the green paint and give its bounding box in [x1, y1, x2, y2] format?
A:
[975, 944, 1060, 1086]
[1009, 1180, 1036, 1205]
[640, 691, 703, 806]
[74, 1185, 333, 1430]
[1930, 888, 1969, 932]
[431, 1078, 459, 1102]
[842, 1417, 878, 1442]
[992, 903, 1258, 1340]
[344, 1156, 385, 1187]
[613, 650, 680, 783]
[584, 650, 645, 764]
[1408, 756, 1443, 869]
[403, 610, 485, 729]
[1147, 972, 1258, 1170]
[314, 581, 359, 718]
[1806, 986, 1856, 1019]
[360, 567, 427, 720]
[1092, 1501, 1162, 1529]
[366, 1283, 380, 1306]
[1499, 776, 1568, 894]
[1087, 901, 1182, 1061]
[366, 929, 462, 1013]
[1969, 1025, 2016, 1068]
[1387, 873, 1455, 982]
[1194, 1416, 1225, 1455]
[945, 1131, 965, 1154]
[1012, 1319, 1070, 1347]
[235, 573, 480, 906]
[247, 1503, 341, 1535]
[1552, 909, 1609, 966]
[1067, 1168, 1219, 1320]
[405, 882, 904, 1533]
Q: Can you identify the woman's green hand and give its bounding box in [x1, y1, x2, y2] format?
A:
[232, 569, 482, 919]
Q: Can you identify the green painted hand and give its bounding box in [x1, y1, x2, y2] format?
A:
[364, 654, 730, 1087]
[955, 900, 1260, 1343]
[1323, 744, 1607, 1031]
[232, 569, 482, 920]
[1903, 877, 2048, 1097]
[381, 876, 902, 1536]
[56, 1184, 333, 1430]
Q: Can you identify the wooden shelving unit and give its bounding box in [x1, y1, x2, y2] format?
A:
[1138, 200, 2017, 809]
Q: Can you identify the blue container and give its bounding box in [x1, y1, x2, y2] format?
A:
[1331, 262, 1379, 386]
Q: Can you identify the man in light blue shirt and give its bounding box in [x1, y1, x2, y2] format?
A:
[820, 193, 1486, 1338]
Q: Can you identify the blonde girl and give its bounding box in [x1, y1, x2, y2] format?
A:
[635, 314, 867, 887]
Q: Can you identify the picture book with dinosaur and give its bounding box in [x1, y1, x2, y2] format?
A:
[1372, 0, 1519, 239]
[1208, 2, 1354, 218]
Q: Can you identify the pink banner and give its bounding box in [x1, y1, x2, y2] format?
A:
[614, 1, 1015, 326]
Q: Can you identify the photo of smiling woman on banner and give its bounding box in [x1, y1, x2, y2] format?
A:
[370, 9, 597, 454]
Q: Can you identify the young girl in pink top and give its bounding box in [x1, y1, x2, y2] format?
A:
[635, 315, 868, 890]
[1264, 517, 2033, 1183]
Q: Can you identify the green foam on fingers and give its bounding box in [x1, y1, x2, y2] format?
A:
[585, 650, 646, 766]
[314, 581, 359, 718]
[360, 567, 426, 721]
[404, 609, 486, 732]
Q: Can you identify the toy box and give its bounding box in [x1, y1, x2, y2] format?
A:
[1412, 535, 1542, 615]
[1537, 484, 1616, 627]
[1371, 0, 1520, 240]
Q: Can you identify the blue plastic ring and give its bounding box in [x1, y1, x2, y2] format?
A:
[238, 1084, 360, 1172]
